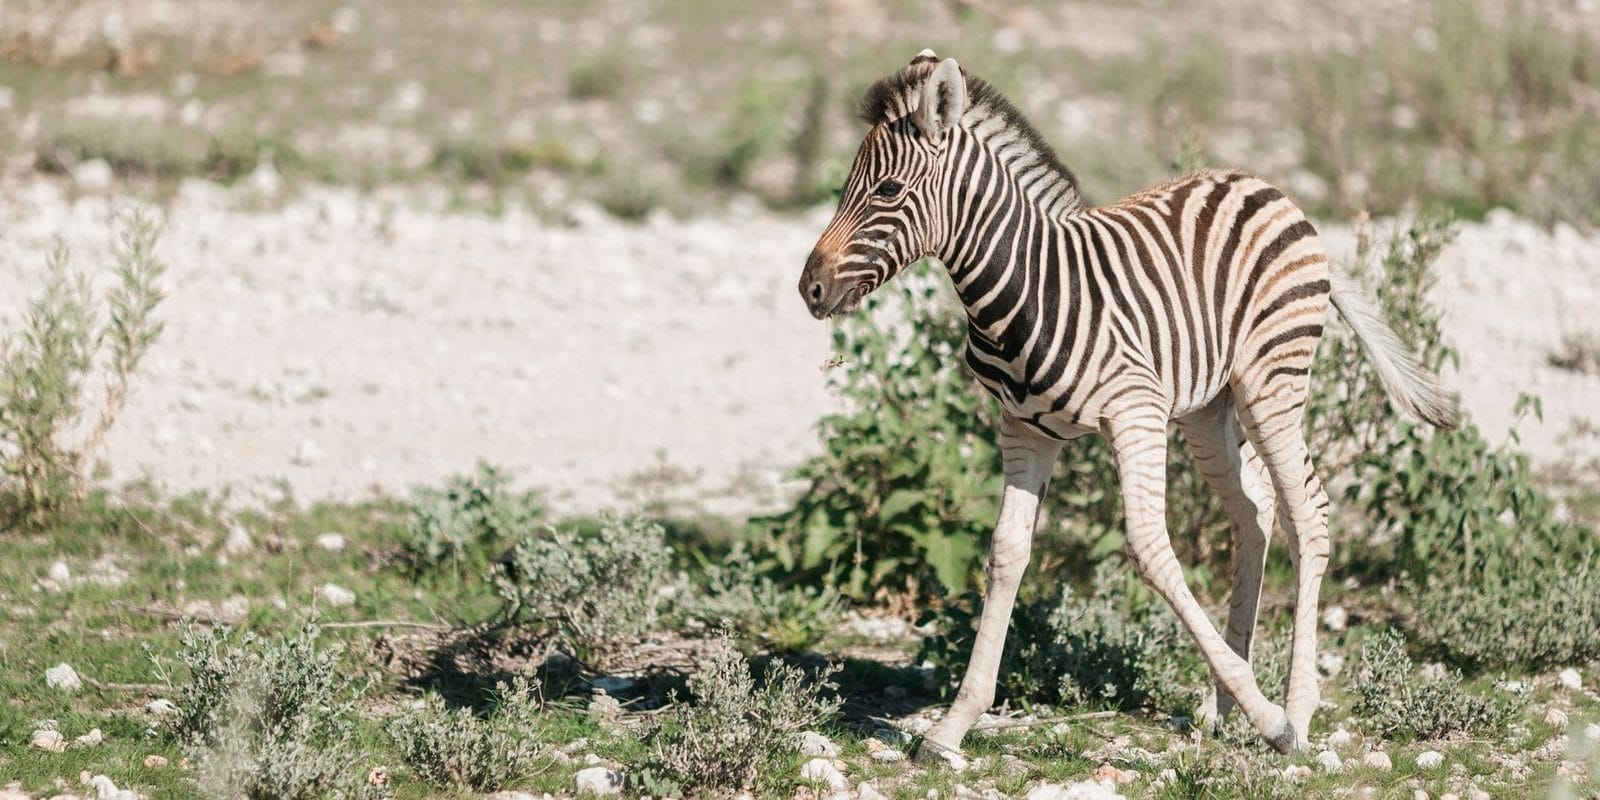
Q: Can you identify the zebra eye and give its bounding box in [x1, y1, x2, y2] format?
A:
[875, 179, 904, 198]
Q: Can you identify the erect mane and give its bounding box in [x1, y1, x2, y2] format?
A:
[856, 61, 1084, 205]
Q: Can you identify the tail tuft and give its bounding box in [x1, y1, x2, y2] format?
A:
[1328, 268, 1459, 429]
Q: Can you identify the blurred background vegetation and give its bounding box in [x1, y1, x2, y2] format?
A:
[2, 0, 1597, 223]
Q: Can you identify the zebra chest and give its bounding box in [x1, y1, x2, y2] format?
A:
[963, 335, 1092, 421]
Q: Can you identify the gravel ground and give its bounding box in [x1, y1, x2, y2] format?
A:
[0, 178, 1595, 515]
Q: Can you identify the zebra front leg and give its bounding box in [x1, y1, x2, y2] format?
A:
[1177, 394, 1276, 727]
[1106, 415, 1296, 753]
[917, 417, 1062, 763]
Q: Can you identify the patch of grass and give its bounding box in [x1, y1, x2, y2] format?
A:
[1352, 629, 1522, 741]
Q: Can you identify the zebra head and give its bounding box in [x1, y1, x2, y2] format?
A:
[800, 50, 968, 319]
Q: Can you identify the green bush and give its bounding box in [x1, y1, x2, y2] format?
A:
[1, 212, 164, 527]
[919, 561, 1204, 714]
[402, 462, 543, 576]
[160, 624, 372, 800]
[492, 515, 671, 665]
[637, 635, 840, 795]
[388, 676, 546, 791]
[687, 544, 844, 653]
[1352, 629, 1521, 741]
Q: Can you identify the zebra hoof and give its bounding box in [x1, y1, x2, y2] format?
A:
[1263, 715, 1298, 754]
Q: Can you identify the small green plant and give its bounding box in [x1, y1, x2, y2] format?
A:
[402, 462, 543, 576]
[637, 635, 840, 795]
[1352, 629, 1521, 741]
[493, 515, 671, 665]
[1, 212, 164, 527]
[160, 623, 371, 800]
[388, 676, 546, 791]
[687, 544, 844, 653]
[919, 561, 1204, 714]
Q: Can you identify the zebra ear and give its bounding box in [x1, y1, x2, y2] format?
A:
[914, 58, 967, 141]
[910, 48, 939, 66]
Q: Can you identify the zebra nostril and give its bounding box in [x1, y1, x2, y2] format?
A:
[808, 282, 824, 303]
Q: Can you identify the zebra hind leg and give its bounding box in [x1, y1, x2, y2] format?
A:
[1176, 391, 1277, 728]
[1235, 381, 1330, 751]
[1105, 413, 1296, 753]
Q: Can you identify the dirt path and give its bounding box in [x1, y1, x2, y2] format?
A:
[0, 180, 1595, 515]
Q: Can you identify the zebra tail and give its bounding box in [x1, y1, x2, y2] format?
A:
[1327, 267, 1460, 429]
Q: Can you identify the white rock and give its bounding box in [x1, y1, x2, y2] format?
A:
[1321, 605, 1348, 632]
[147, 698, 178, 715]
[1412, 790, 1429, 800]
[583, 752, 602, 765]
[222, 524, 253, 555]
[74, 728, 104, 747]
[291, 438, 324, 466]
[1440, 794, 1460, 800]
[49, 560, 72, 583]
[87, 774, 121, 800]
[1557, 668, 1582, 690]
[1415, 750, 1445, 769]
[247, 162, 283, 198]
[1318, 651, 1345, 677]
[573, 766, 623, 796]
[314, 533, 347, 552]
[488, 793, 538, 800]
[1362, 751, 1392, 771]
[799, 730, 840, 757]
[1315, 750, 1343, 773]
[73, 159, 114, 191]
[319, 582, 356, 606]
[857, 783, 888, 800]
[926, 746, 969, 772]
[1325, 728, 1352, 749]
[800, 758, 848, 792]
[871, 747, 907, 763]
[1584, 723, 1600, 741]
[1465, 788, 1490, 800]
[1545, 707, 1569, 728]
[1279, 765, 1311, 781]
[216, 594, 250, 623]
[1026, 781, 1126, 800]
[31, 727, 66, 751]
[46, 662, 83, 691]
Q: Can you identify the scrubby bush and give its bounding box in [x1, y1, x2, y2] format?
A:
[637, 635, 841, 795]
[1409, 557, 1600, 671]
[160, 623, 371, 800]
[1, 212, 164, 527]
[402, 462, 543, 576]
[919, 561, 1204, 714]
[686, 544, 844, 653]
[1353, 629, 1521, 741]
[493, 515, 671, 664]
[388, 676, 546, 791]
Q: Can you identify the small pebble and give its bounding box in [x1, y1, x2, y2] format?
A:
[1415, 750, 1445, 769]
[1316, 750, 1343, 773]
[799, 730, 840, 757]
[314, 533, 347, 552]
[871, 747, 907, 763]
[143, 754, 169, 768]
[800, 758, 848, 792]
[1413, 791, 1430, 800]
[856, 783, 887, 800]
[1362, 751, 1392, 771]
[1279, 764, 1311, 780]
[1321, 605, 1348, 632]
[1584, 723, 1600, 741]
[1557, 668, 1582, 690]
[147, 698, 178, 715]
[222, 524, 253, 555]
[31, 728, 66, 752]
[318, 582, 356, 606]
[572, 766, 623, 796]
[73, 728, 103, 748]
[1318, 651, 1345, 677]
[1326, 728, 1352, 749]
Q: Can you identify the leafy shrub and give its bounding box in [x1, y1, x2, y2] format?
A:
[402, 462, 543, 576]
[160, 623, 371, 800]
[493, 515, 671, 664]
[1, 212, 164, 526]
[757, 263, 1230, 603]
[637, 635, 840, 795]
[919, 561, 1204, 714]
[388, 676, 546, 790]
[1409, 556, 1600, 671]
[1352, 629, 1521, 741]
[687, 544, 844, 653]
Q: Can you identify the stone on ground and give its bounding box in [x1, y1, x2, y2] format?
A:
[45, 662, 82, 691]
[1362, 751, 1392, 771]
[1557, 668, 1582, 690]
[800, 758, 848, 792]
[31, 727, 66, 752]
[1316, 750, 1343, 773]
[73, 728, 103, 748]
[1415, 750, 1445, 769]
[318, 582, 356, 606]
[799, 730, 840, 757]
[1025, 780, 1126, 800]
[572, 766, 623, 796]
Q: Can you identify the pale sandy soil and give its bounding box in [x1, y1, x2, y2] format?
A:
[0, 179, 1595, 516]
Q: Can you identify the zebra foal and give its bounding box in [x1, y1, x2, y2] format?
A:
[798, 51, 1457, 757]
